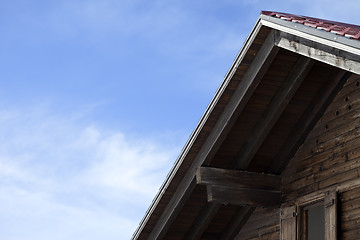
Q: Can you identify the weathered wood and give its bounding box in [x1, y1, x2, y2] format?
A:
[274, 31, 360, 74]
[196, 166, 281, 191]
[341, 207, 360, 222]
[220, 206, 256, 240]
[341, 218, 360, 232]
[145, 177, 196, 239]
[207, 185, 281, 207]
[280, 205, 297, 240]
[284, 168, 358, 203]
[282, 129, 360, 185]
[198, 167, 281, 237]
[270, 70, 351, 173]
[288, 108, 360, 164]
[317, 75, 360, 124]
[237, 225, 280, 240]
[199, 29, 278, 168]
[184, 202, 221, 240]
[222, 55, 311, 239]
[239, 208, 280, 234]
[325, 191, 338, 240]
[342, 229, 360, 240]
[341, 187, 360, 203]
[283, 156, 360, 195]
[233, 57, 314, 169]
[146, 30, 279, 240]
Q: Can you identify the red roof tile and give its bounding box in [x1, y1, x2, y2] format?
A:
[261, 11, 360, 40]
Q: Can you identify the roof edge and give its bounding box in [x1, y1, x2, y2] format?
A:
[131, 16, 266, 240]
[260, 14, 360, 53]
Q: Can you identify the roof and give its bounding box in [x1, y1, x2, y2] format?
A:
[262, 11, 360, 40]
[132, 11, 360, 240]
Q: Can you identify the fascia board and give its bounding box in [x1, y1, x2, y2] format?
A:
[260, 14, 360, 56]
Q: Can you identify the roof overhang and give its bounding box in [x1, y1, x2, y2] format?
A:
[132, 12, 360, 240]
[260, 14, 360, 74]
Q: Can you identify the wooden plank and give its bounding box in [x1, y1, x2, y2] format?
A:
[146, 30, 279, 240]
[221, 57, 312, 239]
[341, 187, 360, 202]
[341, 217, 360, 232]
[270, 70, 352, 173]
[342, 229, 360, 240]
[220, 56, 314, 238]
[240, 208, 280, 234]
[317, 75, 360, 123]
[207, 185, 281, 207]
[283, 156, 360, 194]
[325, 191, 338, 240]
[196, 166, 281, 191]
[184, 202, 221, 240]
[261, 16, 360, 58]
[341, 207, 360, 222]
[274, 31, 360, 74]
[233, 57, 314, 169]
[282, 128, 360, 185]
[280, 205, 297, 240]
[220, 206, 256, 240]
[220, 56, 311, 240]
[198, 30, 279, 168]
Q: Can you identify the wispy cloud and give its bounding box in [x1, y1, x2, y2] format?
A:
[0, 105, 180, 240]
[2, 1, 360, 239]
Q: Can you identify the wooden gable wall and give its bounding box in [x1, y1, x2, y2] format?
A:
[236, 73, 360, 239]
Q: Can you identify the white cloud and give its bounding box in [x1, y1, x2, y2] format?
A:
[0, 184, 135, 240]
[0, 105, 181, 240]
[80, 128, 175, 196]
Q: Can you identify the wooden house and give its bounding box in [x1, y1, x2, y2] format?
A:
[131, 11, 360, 239]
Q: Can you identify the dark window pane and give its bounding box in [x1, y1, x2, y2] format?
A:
[307, 205, 325, 240]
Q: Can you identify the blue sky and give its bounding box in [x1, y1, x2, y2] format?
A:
[0, 1, 359, 239]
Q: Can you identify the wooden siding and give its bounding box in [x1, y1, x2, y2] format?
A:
[235, 207, 280, 240]
[237, 74, 360, 239]
[281, 73, 360, 239]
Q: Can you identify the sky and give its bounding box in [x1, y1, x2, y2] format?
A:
[0, 1, 359, 239]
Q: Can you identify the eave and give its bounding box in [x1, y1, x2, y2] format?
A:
[132, 12, 360, 240]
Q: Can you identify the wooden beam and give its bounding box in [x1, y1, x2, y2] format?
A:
[219, 56, 313, 239]
[207, 185, 281, 207]
[196, 167, 281, 191]
[220, 206, 256, 240]
[146, 177, 196, 239]
[233, 56, 314, 169]
[198, 30, 279, 168]
[146, 30, 279, 240]
[269, 70, 352, 173]
[274, 31, 360, 74]
[184, 202, 221, 240]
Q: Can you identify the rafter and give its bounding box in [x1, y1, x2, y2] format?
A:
[222, 55, 314, 239]
[220, 206, 256, 240]
[269, 70, 352, 173]
[184, 202, 221, 240]
[146, 29, 279, 240]
[233, 56, 314, 169]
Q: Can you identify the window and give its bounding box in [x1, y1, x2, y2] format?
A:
[300, 201, 325, 240]
[280, 191, 337, 240]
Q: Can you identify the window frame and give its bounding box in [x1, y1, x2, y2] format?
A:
[280, 190, 337, 240]
[298, 197, 325, 240]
